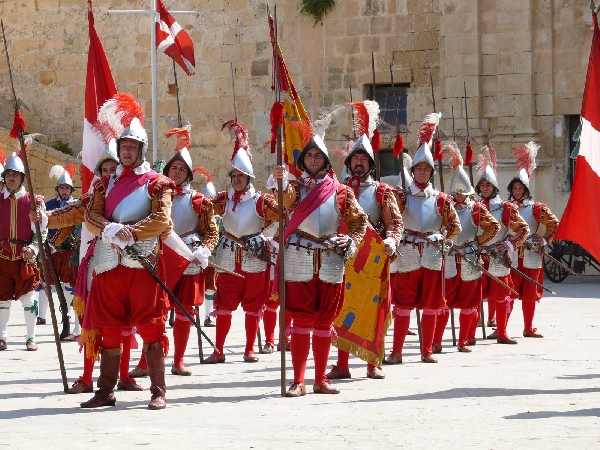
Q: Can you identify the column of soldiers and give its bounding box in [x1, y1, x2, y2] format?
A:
[0, 94, 559, 408]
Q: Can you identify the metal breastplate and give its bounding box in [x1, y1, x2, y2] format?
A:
[296, 189, 341, 238]
[109, 183, 152, 224]
[172, 191, 199, 236]
[454, 203, 478, 246]
[485, 203, 509, 246]
[93, 237, 157, 274]
[358, 184, 382, 225]
[517, 204, 542, 269]
[519, 204, 539, 236]
[221, 194, 264, 238]
[402, 192, 442, 234]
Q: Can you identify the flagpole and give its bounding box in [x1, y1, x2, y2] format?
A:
[151, 0, 158, 163]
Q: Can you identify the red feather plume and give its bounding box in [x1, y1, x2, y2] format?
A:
[64, 163, 76, 178]
[416, 113, 441, 148]
[511, 141, 539, 177]
[371, 129, 382, 153]
[433, 140, 443, 161]
[465, 144, 473, 165]
[393, 134, 404, 157]
[289, 120, 314, 147]
[114, 93, 145, 127]
[165, 128, 191, 153]
[0, 148, 6, 166]
[442, 142, 463, 171]
[488, 142, 498, 173]
[221, 120, 251, 162]
[193, 166, 212, 182]
[346, 102, 369, 137]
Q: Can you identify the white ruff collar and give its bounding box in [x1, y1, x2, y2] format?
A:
[2, 185, 26, 199]
[228, 184, 255, 202]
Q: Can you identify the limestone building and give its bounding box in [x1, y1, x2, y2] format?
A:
[0, 0, 592, 215]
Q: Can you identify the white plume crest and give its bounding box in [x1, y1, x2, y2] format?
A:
[313, 105, 346, 140]
[49, 165, 65, 181]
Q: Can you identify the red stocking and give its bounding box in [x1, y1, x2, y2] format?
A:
[290, 332, 310, 383]
[487, 298, 496, 322]
[244, 313, 259, 355]
[392, 314, 410, 354]
[336, 349, 350, 370]
[459, 311, 473, 346]
[522, 301, 536, 332]
[433, 311, 450, 346]
[82, 351, 95, 384]
[137, 349, 148, 369]
[467, 309, 479, 340]
[420, 313, 436, 356]
[173, 318, 192, 367]
[263, 308, 277, 345]
[312, 334, 332, 384]
[495, 299, 508, 339]
[214, 314, 232, 356]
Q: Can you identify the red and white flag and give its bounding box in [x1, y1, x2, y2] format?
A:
[81, 0, 118, 193]
[155, 0, 195, 76]
[554, 12, 600, 262]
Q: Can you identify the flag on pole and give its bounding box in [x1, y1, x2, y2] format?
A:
[554, 12, 600, 262]
[268, 14, 309, 177]
[155, 0, 196, 76]
[81, 0, 118, 193]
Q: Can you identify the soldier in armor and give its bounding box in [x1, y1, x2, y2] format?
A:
[81, 117, 175, 409]
[162, 128, 218, 374]
[0, 151, 46, 352]
[475, 145, 529, 345]
[326, 134, 403, 380]
[432, 144, 500, 353]
[36, 164, 79, 337]
[384, 114, 461, 365]
[508, 143, 559, 338]
[271, 133, 368, 397]
[204, 120, 280, 364]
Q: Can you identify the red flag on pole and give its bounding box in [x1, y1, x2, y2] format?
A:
[553, 12, 600, 262]
[81, 0, 118, 193]
[155, 0, 196, 76]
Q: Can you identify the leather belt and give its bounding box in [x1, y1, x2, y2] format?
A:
[0, 238, 31, 245]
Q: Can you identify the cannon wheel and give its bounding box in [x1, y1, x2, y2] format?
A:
[543, 240, 573, 283]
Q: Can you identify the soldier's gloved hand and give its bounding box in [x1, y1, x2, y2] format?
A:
[530, 234, 545, 246]
[428, 233, 444, 242]
[382, 237, 396, 256]
[493, 241, 510, 253]
[330, 234, 350, 250]
[22, 247, 35, 261]
[192, 245, 211, 269]
[268, 165, 289, 190]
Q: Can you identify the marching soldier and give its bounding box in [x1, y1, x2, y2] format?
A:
[432, 144, 500, 352]
[384, 114, 461, 365]
[327, 135, 402, 380]
[272, 132, 368, 396]
[508, 142, 559, 338]
[476, 145, 529, 344]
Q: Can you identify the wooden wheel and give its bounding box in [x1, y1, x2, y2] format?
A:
[543, 240, 573, 283]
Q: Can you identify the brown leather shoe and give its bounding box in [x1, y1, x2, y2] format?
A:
[171, 365, 192, 376]
[406, 329, 417, 336]
[467, 338, 476, 346]
[129, 366, 149, 378]
[0, 339, 7, 351]
[432, 343, 443, 354]
[61, 334, 78, 342]
[243, 353, 259, 363]
[285, 382, 306, 397]
[497, 337, 518, 345]
[458, 344, 472, 353]
[421, 353, 438, 363]
[487, 319, 497, 327]
[262, 343, 275, 354]
[523, 329, 544, 338]
[326, 365, 351, 379]
[148, 395, 166, 410]
[67, 377, 93, 394]
[486, 330, 498, 340]
[204, 353, 225, 364]
[366, 366, 385, 379]
[81, 392, 117, 408]
[203, 317, 216, 327]
[36, 317, 46, 325]
[145, 342, 167, 410]
[383, 352, 402, 365]
[117, 377, 144, 391]
[313, 380, 339, 394]
[26, 339, 38, 351]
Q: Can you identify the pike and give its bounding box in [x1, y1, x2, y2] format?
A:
[371, 52, 380, 181]
[524, 241, 578, 276]
[464, 82, 474, 185]
[390, 63, 407, 190]
[1, 20, 69, 393]
[270, 4, 287, 396]
[117, 247, 224, 353]
[42, 242, 72, 340]
[486, 248, 556, 294]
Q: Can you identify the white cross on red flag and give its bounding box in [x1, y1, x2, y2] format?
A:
[155, 0, 195, 76]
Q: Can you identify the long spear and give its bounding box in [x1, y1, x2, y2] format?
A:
[272, 5, 287, 396]
[371, 52, 380, 181]
[1, 20, 68, 393]
[390, 63, 406, 190]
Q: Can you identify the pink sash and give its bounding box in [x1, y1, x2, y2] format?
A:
[104, 170, 156, 220]
[283, 175, 339, 241]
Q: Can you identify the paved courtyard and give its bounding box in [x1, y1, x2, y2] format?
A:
[0, 275, 598, 449]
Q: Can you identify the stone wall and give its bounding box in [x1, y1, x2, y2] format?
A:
[0, 0, 592, 213]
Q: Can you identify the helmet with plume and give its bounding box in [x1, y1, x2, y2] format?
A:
[222, 120, 254, 178]
[412, 113, 442, 172]
[444, 141, 473, 195]
[163, 127, 193, 183]
[49, 163, 76, 192]
[475, 143, 499, 193]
